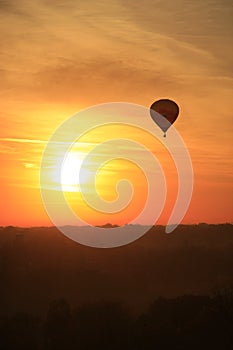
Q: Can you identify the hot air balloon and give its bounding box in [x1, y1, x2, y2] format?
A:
[150, 99, 179, 137]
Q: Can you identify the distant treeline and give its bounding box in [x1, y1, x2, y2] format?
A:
[1, 292, 233, 349]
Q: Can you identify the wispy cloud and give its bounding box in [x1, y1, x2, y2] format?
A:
[1, 0, 231, 105]
[0, 137, 47, 144]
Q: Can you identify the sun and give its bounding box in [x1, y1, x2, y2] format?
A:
[61, 152, 84, 192]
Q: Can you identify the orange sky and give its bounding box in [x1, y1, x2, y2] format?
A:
[0, 0, 232, 226]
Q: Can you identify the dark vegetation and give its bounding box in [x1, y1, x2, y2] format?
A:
[0, 224, 233, 349]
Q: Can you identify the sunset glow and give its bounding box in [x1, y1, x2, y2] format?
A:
[61, 152, 84, 191]
[0, 1, 232, 227]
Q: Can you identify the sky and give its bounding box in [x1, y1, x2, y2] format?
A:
[0, 0, 232, 226]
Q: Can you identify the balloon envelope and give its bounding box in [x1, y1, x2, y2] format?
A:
[150, 99, 179, 134]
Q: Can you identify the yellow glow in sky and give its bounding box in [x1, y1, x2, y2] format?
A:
[61, 152, 84, 191]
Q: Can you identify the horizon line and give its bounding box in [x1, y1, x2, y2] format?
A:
[0, 222, 232, 229]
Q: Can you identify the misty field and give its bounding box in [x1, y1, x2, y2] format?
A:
[0, 224, 233, 349]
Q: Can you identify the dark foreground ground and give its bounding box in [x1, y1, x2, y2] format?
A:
[0, 224, 233, 349]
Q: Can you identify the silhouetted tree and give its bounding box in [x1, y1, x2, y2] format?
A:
[71, 302, 132, 349]
[0, 313, 40, 350]
[44, 299, 72, 350]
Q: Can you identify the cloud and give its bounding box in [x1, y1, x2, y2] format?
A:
[119, 0, 233, 75]
[0, 137, 47, 144]
[23, 162, 36, 168]
[2, 0, 231, 106]
[0, 0, 14, 11]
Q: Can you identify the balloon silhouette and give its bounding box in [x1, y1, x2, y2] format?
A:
[150, 99, 179, 137]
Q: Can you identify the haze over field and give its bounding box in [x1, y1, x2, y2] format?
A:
[1, 224, 233, 316]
